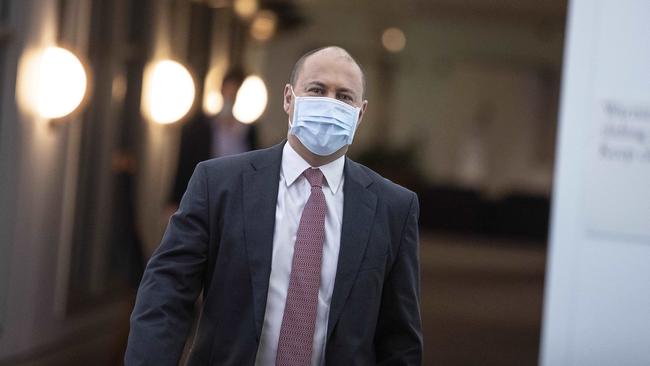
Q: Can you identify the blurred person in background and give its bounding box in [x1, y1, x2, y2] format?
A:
[126, 46, 422, 365]
[168, 67, 258, 208]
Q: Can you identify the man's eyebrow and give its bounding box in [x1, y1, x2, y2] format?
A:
[303, 81, 327, 89]
[336, 87, 354, 95]
[304, 81, 359, 98]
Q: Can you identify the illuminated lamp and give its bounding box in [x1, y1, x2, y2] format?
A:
[203, 67, 224, 116]
[234, 0, 258, 20]
[142, 60, 196, 124]
[232, 75, 267, 124]
[250, 10, 277, 42]
[203, 89, 224, 116]
[382, 27, 407, 53]
[28, 46, 88, 119]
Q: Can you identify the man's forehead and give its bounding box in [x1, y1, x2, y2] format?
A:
[298, 50, 364, 91]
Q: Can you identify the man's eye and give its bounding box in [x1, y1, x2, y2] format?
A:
[339, 94, 353, 102]
[308, 88, 324, 94]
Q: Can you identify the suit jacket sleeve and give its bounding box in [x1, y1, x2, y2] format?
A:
[125, 163, 209, 365]
[375, 192, 423, 365]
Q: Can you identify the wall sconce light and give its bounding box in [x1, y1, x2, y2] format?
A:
[20, 46, 89, 120]
[250, 10, 278, 42]
[203, 67, 224, 116]
[234, 0, 258, 20]
[142, 60, 196, 124]
[232, 75, 267, 124]
[382, 27, 407, 53]
[203, 89, 224, 116]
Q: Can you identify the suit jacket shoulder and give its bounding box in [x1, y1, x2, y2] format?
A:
[345, 158, 417, 213]
[200, 143, 283, 180]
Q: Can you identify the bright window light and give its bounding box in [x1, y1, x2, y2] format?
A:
[143, 60, 195, 124]
[34, 47, 88, 119]
[233, 75, 267, 124]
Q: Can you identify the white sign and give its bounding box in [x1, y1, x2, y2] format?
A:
[541, 0, 650, 365]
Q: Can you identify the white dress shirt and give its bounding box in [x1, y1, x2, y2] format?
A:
[210, 116, 250, 158]
[254, 142, 345, 366]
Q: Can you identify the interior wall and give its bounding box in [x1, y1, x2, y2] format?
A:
[0, 0, 18, 341]
[0, 0, 126, 360]
[0, 0, 17, 339]
[256, 3, 564, 195]
[135, 0, 191, 257]
[134, 0, 218, 256]
[0, 0, 195, 361]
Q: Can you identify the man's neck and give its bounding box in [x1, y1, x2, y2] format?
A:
[287, 135, 347, 168]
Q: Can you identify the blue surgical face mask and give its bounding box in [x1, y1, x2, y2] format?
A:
[289, 87, 361, 156]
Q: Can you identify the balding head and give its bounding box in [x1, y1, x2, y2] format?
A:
[283, 46, 369, 165]
[290, 46, 367, 98]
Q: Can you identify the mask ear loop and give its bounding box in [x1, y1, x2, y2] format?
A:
[288, 85, 297, 129]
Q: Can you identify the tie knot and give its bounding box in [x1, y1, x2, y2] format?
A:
[304, 168, 324, 188]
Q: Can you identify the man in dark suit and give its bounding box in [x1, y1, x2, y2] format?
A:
[169, 68, 258, 207]
[125, 46, 422, 365]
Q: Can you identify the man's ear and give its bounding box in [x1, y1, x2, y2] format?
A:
[283, 84, 293, 114]
[356, 99, 369, 126]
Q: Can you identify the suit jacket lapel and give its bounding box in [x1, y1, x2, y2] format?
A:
[243, 141, 284, 339]
[327, 158, 377, 340]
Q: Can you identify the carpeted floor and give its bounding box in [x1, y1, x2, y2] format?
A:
[420, 233, 547, 366]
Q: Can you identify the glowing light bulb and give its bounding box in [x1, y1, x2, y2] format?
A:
[250, 10, 277, 42]
[143, 60, 195, 124]
[33, 47, 88, 119]
[204, 90, 224, 115]
[234, 0, 258, 19]
[382, 27, 406, 53]
[233, 75, 267, 124]
[203, 67, 225, 115]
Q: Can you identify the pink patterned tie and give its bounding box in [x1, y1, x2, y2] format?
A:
[276, 168, 327, 366]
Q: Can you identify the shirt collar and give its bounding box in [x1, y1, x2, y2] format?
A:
[281, 142, 345, 195]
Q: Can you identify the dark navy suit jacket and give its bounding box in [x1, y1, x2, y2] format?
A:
[125, 141, 422, 365]
[169, 112, 257, 206]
